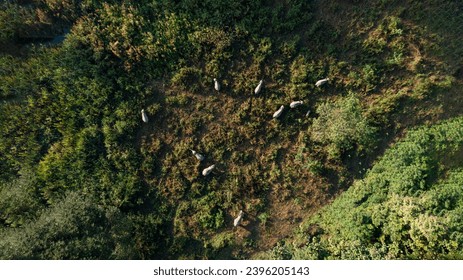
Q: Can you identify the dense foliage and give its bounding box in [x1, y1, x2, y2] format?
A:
[0, 190, 138, 259]
[0, 0, 462, 259]
[282, 117, 463, 259]
[311, 94, 376, 159]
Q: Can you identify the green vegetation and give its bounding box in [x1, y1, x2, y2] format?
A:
[0, 190, 138, 259]
[311, 94, 376, 159]
[270, 117, 463, 259]
[0, 0, 462, 259]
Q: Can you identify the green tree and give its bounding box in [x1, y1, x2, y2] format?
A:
[0, 2, 35, 43]
[0, 169, 42, 228]
[291, 117, 463, 259]
[311, 94, 376, 159]
[0, 191, 138, 259]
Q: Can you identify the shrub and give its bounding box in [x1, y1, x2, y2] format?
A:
[0, 2, 36, 43]
[0, 191, 138, 259]
[170, 67, 203, 93]
[311, 94, 377, 159]
[291, 117, 463, 259]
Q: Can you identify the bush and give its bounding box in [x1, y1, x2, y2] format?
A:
[311, 94, 377, 159]
[170, 67, 203, 93]
[291, 117, 463, 259]
[0, 191, 138, 259]
[0, 2, 36, 43]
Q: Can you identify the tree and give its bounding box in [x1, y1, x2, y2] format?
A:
[0, 2, 35, 43]
[0, 169, 42, 228]
[0, 191, 138, 259]
[291, 117, 463, 259]
[311, 94, 376, 159]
